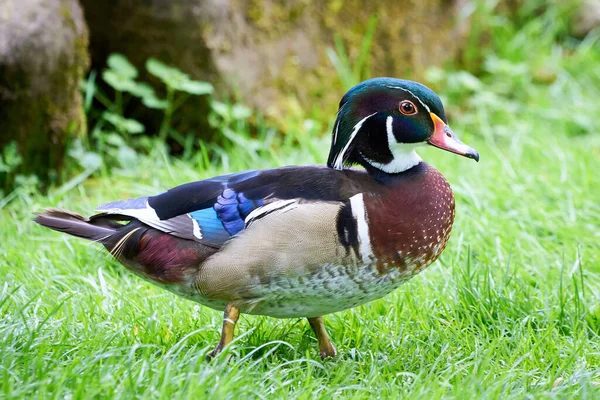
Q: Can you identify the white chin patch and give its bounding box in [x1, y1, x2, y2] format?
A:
[364, 147, 422, 173]
[363, 116, 423, 173]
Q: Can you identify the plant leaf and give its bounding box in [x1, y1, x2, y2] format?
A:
[210, 101, 230, 118]
[116, 146, 138, 168]
[231, 104, 252, 120]
[124, 82, 156, 98]
[104, 133, 126, 147]
[146, 58, 213, 95]
[102, 112, 145, 134]
[102, 70, 136, 92]
[146, 58, 189, 86]
[107, 54, 138, 79]
[173, 80, 213, 95]
[142, 95, 169, 109]
[0, 142, 22, 173]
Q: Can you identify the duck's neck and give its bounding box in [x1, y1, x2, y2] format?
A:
[365, 159, 426, 184]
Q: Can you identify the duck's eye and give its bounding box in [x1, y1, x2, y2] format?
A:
[399, 100, 417, 116]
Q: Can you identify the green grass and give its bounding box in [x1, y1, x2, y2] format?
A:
[2, 5, 600, 398]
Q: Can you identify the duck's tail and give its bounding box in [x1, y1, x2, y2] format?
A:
[33, 209, 121, 244]
[35, 208, 211, 285]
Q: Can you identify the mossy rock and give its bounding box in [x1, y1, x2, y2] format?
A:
[81, 0, 469, 130]
[0, 0, 89, 189]
[572, 0, 600, 38]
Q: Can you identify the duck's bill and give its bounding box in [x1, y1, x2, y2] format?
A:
[427, 113, 479, 162]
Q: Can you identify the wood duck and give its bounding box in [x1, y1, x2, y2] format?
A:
[35, 78, 478, 359]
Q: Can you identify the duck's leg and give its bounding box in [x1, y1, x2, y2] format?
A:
[308, 316, 337, 359]
[207, 304, 240, 359]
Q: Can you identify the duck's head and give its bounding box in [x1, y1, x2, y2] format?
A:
[327, 78, 479, 174]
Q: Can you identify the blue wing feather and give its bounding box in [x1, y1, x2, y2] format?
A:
[188, 208, 231, 245]
[211, 189, 263, 236]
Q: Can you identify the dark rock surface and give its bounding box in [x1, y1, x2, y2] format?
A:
[0, 0, 89, 187]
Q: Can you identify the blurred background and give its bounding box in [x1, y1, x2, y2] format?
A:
[0, 0, 598, 194]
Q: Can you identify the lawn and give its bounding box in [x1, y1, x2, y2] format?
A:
[2, 10, 600, 400]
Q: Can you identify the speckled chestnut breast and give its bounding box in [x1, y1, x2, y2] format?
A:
[365, 162, 455, 276]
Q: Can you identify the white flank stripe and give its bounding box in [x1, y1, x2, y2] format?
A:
[349, 193, 372, 263]
[333, 112, 378, 170]
[384, 85, 431, 112]
[245, 199, 297, 225]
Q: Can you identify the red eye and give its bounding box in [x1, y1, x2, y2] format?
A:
[399, 100, 417, 115]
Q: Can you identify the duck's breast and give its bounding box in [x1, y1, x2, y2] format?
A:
[364, 163, 455, 275]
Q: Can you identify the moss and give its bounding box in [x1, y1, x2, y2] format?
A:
[0, 1, 89, 190]
[247, 0, 309, 34]
[216, 0, 467, 126]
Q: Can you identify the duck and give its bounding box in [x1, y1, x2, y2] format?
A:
[35, 77, 479, 359]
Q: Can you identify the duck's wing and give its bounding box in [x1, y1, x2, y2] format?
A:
[96, 166, 380, 249]
[192, 192, 376, 316]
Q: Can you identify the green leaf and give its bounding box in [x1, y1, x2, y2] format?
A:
[146, 58, 213, 95]
[14, 174, 39, 189]
[103, 71, 158, 98]
[123, 82, 156, 98]
[116, 146, 138, 169]
[231, 104, 252, 120]
[79, 152, 103, 170]
[210, 101, 230, 118]
[0, 142, 22, 173]
[118, 81, 168, 109]
[173, 80, 213, 95]
[68, 141, 103, 171]
[146, 58, 189, 87]
[142, 95, 169, 109]
[102, 70, 136, 92]
[104, 133, 127, 147]
[107, 54, 138, 79]
[102, 112, 145, 134]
